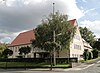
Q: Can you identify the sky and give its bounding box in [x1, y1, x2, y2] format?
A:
[0, 0, 100, 43]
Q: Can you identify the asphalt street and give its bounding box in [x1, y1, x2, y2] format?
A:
[64, 61, 100, 73]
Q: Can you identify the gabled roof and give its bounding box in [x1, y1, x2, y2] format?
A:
[10, 30, 35, 46]
[10, 19, 77, 47]
[68, 19, 76, 26]
[82, 38, 92, 49]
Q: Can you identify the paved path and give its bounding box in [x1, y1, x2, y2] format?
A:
[63, 58, 100, 73]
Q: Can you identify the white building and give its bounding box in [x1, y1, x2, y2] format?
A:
[9, 19, 92, 60]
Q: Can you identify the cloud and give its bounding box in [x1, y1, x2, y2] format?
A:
[82, 0, 87, 3]
[0, 0, 83, 43]
[82, 8, 96, 14]
[64, 0, 84, 20]
[0, 37, 11, 43]
[80, 20, 100, 38]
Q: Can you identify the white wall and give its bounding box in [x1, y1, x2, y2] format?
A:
[70, 23, 84, 60]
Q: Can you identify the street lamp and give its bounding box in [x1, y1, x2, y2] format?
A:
[52, 3, 56, 66]
[53, 31, 62, 65]
[53, 31, 56, 65]
[52, 2, 62, 66]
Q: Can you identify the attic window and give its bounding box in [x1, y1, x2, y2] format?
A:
[75, 34, 80, 40]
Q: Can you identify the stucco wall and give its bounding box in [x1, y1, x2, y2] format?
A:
[58, 22, 84, 60]
[70, 25, 84, 60]
[9, 44, 33, 58]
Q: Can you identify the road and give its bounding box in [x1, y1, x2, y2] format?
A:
[0, 60, 100, 73]
[65, 61, 100, 73]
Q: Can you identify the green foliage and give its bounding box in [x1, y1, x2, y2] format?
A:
[2, 49, 13, 58]
[92, 49, 98, 59]
[83, 49, 89, 61]
[79, 60, 85, 63]
[88, 52, 93, 60]
[19, 46, 31, 58]
[83, 49, 93, 61]
[32, 12, 76, 52]
[93, 38, 100, 50]
[79, 27, 95, 47]
[0, 44, 7, 53]
[0, 52, 2, 58]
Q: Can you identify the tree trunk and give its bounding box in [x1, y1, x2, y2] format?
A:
[50, 52, 53, 70]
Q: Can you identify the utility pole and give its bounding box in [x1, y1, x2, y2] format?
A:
[53, 31, 56, 65]
[53, 3, 56, 66]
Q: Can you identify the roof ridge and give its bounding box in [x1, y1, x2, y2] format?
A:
[20, 30, 33, 34]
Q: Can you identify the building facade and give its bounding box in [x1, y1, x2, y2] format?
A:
[58, 19, 84, 60]
[9, 19, 92, 60]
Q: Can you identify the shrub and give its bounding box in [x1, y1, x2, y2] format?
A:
[92, 49, 98, 59]
[88, 52, 93, 60]
[83, 49, 89, 61]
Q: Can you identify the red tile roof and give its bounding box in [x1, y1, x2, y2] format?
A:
[68, 19, 76, 26]
[10, 30, 35, 46]
[10, 19, 76, 46]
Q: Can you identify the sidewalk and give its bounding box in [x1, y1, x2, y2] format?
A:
[63, 58, 100, 71]
[28, 59, 97, 71]
[28, 63, 93, 71]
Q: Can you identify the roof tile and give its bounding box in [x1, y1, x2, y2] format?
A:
[10, 30, 35, 46]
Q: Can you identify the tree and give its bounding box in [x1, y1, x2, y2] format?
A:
[19, 46, 31, 58]
[2, 49, 13, 58]
[79, 27, 95, 47]
[32, 12, 76, 67]
[83, 49, 93, 61]
[93, 38, 100, 50]
[0, 44, 7, 54]
[88, 52, 93, 60]
[0, 45, 6, 58]
[92, 49, 98, 59]
[83, 49, 89, 61]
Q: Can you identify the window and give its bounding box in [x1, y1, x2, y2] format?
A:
[75, 35, 80, 40]
[74, 44, 81, 50]
[72, 54, 79, 58]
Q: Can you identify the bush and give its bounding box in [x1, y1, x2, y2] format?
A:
[83, 49, 93, 61]
[88, 52, 93, 60]
[92, 49, 98, 59]
[83, 49, 89, 61]
[79, 60, 85, 63]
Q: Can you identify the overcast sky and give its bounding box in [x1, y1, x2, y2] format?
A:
[0, 0, 100, 43]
